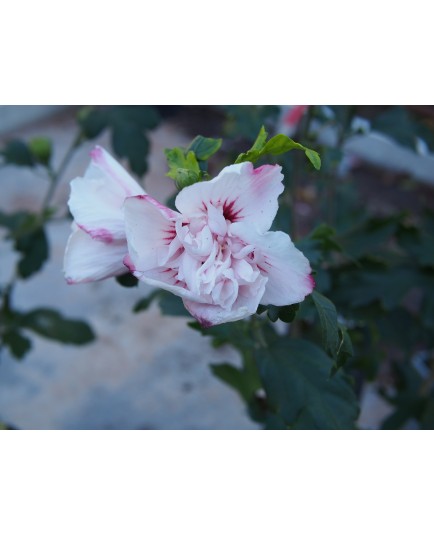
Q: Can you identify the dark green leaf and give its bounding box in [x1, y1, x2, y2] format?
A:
[331, 326, 354, 376]
[77, 107, 108, 139]
[111, 122, 150, 176]
[311, 290, 340, 359]
[187, 136, 222, 160]
[1, 140, 34, 167]
[115, 273, 138, 288]
[16, 225, 49, 279]
[158, 292, 190, 317]
[254, 337, 359, 429]
[277, 304, 299, 323]
[267, 305, 280, 322]
[210, 363, 260, 403]
[262, 303, 299, 323]
[109, 106, 160, 176]
[256, 304, 268, 315]
[110, 105, 160, 130]
[193, 320, 262, 406]
[22, 308, 95, 345]
[0, 211, 49, 278]
[3, 329, 32, 359]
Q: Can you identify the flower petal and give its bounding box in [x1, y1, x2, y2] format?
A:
[175, 162, 284, 233]
[231, 222, 314, 306]
[68, 146, 144, 241]
[133, 265, 205, 303]
[64, 226, 128, 284]
[123, 195, 181, 272]
[182, 273, 267, 327]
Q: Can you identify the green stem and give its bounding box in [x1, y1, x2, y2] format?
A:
[41, 133, 82, 211]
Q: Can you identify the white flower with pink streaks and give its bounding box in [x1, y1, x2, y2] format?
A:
[123, 162, 314, 326]
[64, 146, 144, 284]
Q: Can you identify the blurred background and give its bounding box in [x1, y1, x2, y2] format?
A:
[1, 105, 434, 429]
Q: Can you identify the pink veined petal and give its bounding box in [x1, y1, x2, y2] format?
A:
[133, 266, 207, 303]
[123, 195, 181, 272]
[182, 273, 267, 327]
[174, 162, 284, 233]
[68, 146, 144, 241]
[231, 222, 314, 306]
[64, 226, 128, 284]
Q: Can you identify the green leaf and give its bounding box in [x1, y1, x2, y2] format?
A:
[210, 363, 260, 403]
[158, 292, 190, 317]
[115, 273, 138, 288]
[112, 122, 150, 176]
[187, 136, 222, 160]
[250, 125, 268, 152]
[109, 106, 160, 176]
[192, 320, 262, 406]
[165, 147, 201, 188]
[3, 329, 32, 359]
[28, 137, 52, 166]
[331, 326, 354, 376]
[263, 304, 299, 323]
[1, 140, 34, 167]
[267, 306, 280, 322]
[22, 308, 95, 345]
[235, 127, 321, 170]
[234, 126, 268, 163]
[0, 211, 49, 279]
[277, 304, 299, 323]
[16, 225, 49, 279]
[254, 337, 359, 429]
[304, 148, 322, 170]
[311, 290, 340, 359]
[262, 134, 305, 156]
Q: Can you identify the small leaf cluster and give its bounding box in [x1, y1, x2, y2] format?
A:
[164, 135, 222, 189]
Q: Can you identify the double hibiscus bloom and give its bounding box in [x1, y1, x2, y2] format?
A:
[64, 147, 314, 326]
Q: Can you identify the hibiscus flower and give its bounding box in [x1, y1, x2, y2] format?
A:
[64, 147, 314, 326]
[123, 162, 314, 326]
